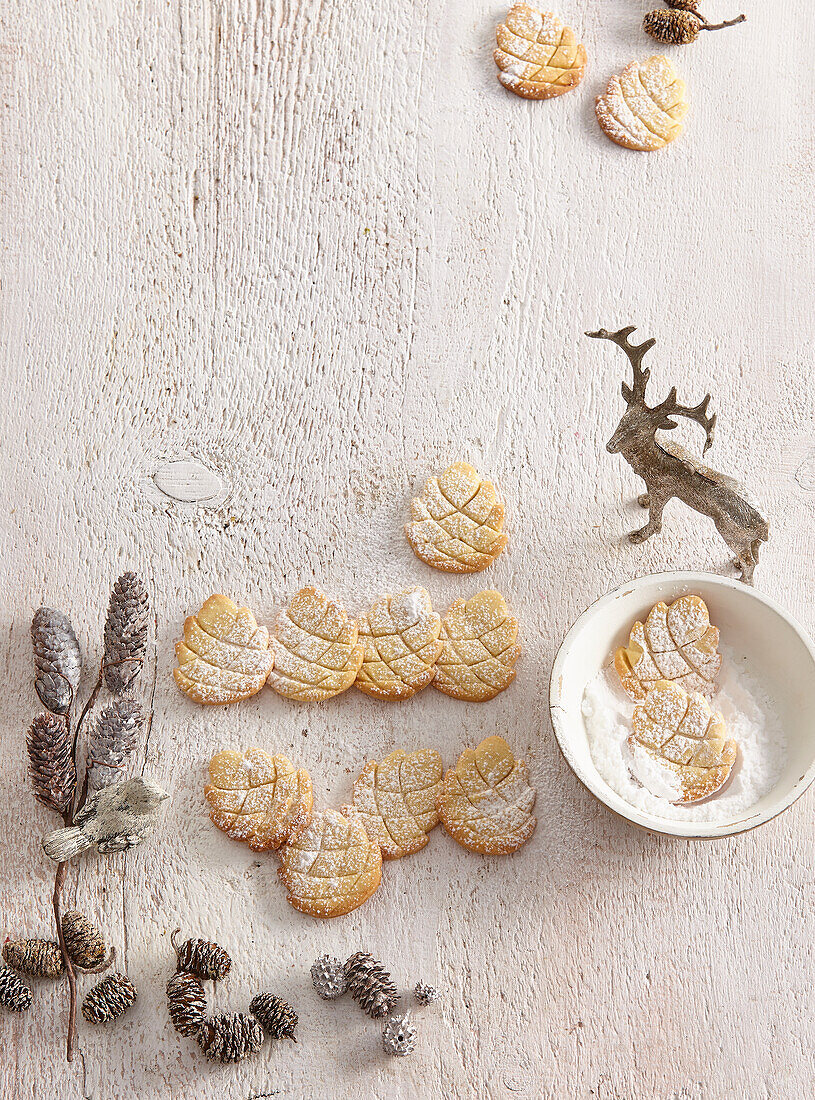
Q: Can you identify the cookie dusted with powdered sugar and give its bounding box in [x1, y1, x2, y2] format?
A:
[495, 5, 587, 100]
[344, 748, 443, 859]
[438, 736, 536, 855]
[433, 590, 520, 702]
[354, 588, 442, 701]
[173, 595, 273, 705]
[205, 747, 312, 851]
[595, 55, 688, 151]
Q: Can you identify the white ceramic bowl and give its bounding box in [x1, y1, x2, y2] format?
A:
[549, 571, 815, 838]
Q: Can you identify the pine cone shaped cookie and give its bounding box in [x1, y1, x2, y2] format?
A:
[173, 595, 273, 705]
[615, 595, 721, 701]
[205, 747, 313, 851]
[267, 588, 364, 702]
[630, 680, 737, 804]
[495, 5, 587, 100]
[595, 55, 688, 151]
[278, 808, 382, 918]
[438, 736, 536, 854]
[355, 588, 442, 701]
[405, 463, 508, 574]
[345, 748, 443, 859]
[433, 591, 520, 701]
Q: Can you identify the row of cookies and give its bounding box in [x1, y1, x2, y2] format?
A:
[174, 587, 521, 706]
[205, 738, 537, 918]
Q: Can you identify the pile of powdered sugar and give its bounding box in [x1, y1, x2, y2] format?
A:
[582, 647, 787, 823]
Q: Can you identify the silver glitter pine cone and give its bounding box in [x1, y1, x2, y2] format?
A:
[197, 1012, 265, 1063]
[250, 992, 298, 1041]
[382, 1011, 417, 1057]
[310, 954, 347, 1000]
[166, 972, 208, 1037]
[104, 572, 149, 694]
[81, 972, 137, 1023]
[0, 967, 32, 1012]
[31, 607, 81, 715]
[414, 981, 440, 1006]
[345, 951, 399, 1019]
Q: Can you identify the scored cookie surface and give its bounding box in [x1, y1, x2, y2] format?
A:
[278, 807, 382, 918]
[630, 680, 737, 804]
[433, 590, 520, 701]
[405, 462, 508, 573]
[495, 5, 587, 100]
[267, 587, 364, 702]
[205, 747, 313, 851]
[173, 594, 273, 705]
[595, 55, 688, 151]
[615, 594, 720, 701]
[345, 748, 444, 859]
[355, 588, 442, 701]
[438, 735, 536, 854]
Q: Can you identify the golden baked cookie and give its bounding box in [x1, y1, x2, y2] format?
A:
[438, 736, 536, 854]
[495, 5, 587, 100]
[173, 594, 273, 705]
[344, 749, 443, 859]
[595, 55, 688, 151]
[433, 590, 520, 701]
[615, 595, 720, 702]
[354, 588, 442, 701]
[630, 680, 737, 804]
[204, 747, 313, 851]
[278, 807, 382, 918]
[405, 462, 508, 574]
[266, 587, 364, 702]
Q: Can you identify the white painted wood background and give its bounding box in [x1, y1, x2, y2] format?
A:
[1, 0, 813, 1096]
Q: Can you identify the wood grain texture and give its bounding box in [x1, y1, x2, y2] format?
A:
[1, 0, 813, 1096]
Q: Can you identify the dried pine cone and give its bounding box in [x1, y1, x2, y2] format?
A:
[382, 1011, 417, 1057]
[172, 932, 231, 982]
[86, 699, 144, 792]
[666, 0, 701, 9]
[345, 952, 399, 1019]
[249, 993, 298, 1041]
[31, 607, 81, 715]
[2, 938, 65, 978]
[643, 9, 701, 44]
[0, 967, 32, 1011]
[81, 972, 137, 1023]
[27, 712, 76, 815]
[166, 972, 208, 1037]
[104, 573, 149, 694]
[61, 911, 108, 971]
[310, 954, 347, 1000]
[414, 981, 440, 1006]
[197, 1012, 265, 1063]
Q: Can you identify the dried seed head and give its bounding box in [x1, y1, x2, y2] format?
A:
[31, 607, 81, 715]
[249, 993, 298, 1041]
[86, 699, 144, 792]
[61, 911, 108, 971]
[382, 1011, 417, 1057]
[413, 981, 441, 1006]
[172, 932, 232, 982]
[0, 967, 33, 1011]
[345, 952, 399, 1019]
[310, 954, 347, 999]
[666, 0, 700, 10]
[643, 9, 700, 44]
[166, 972, 208, 1036]
[197, 1013, 265, 1063]
[27, 712, 77, 815]
[81, 972, 137, 1023]
[104, 573, 149, 694]
[2, 939, 65, 978]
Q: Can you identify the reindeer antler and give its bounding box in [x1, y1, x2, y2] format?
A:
[653, 388, 717, 453]
[585, 327, 656, 404]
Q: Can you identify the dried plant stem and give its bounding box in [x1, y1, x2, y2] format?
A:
[53, 820, 78, 1061]
[700, 14, 746, 30]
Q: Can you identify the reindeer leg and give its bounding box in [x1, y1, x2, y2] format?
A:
[629, 491, 667, 544]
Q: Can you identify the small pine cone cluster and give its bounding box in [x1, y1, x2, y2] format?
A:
[166, 972, 208, 1037]
[173, 932, 232, 982]
[250, 993, 298, 1041]
[2, 939, 65, 978]
[104, 573, 149, 694]
[197, 1013, 265, 1064]
[61, 910, 109, 971]
[312, 951, 442, 1057]
[0, 967, 33, 1012]
[82, 972, 137, 1024]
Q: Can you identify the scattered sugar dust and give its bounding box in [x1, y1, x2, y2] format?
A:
[581, 647, 787, 823]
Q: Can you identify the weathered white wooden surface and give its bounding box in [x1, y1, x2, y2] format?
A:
[1, 0, 813, 1096]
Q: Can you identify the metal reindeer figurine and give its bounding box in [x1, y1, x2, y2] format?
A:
[586, 326, 769, 583]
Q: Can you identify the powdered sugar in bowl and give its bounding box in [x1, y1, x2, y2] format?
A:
[549, 572, 815, 838]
